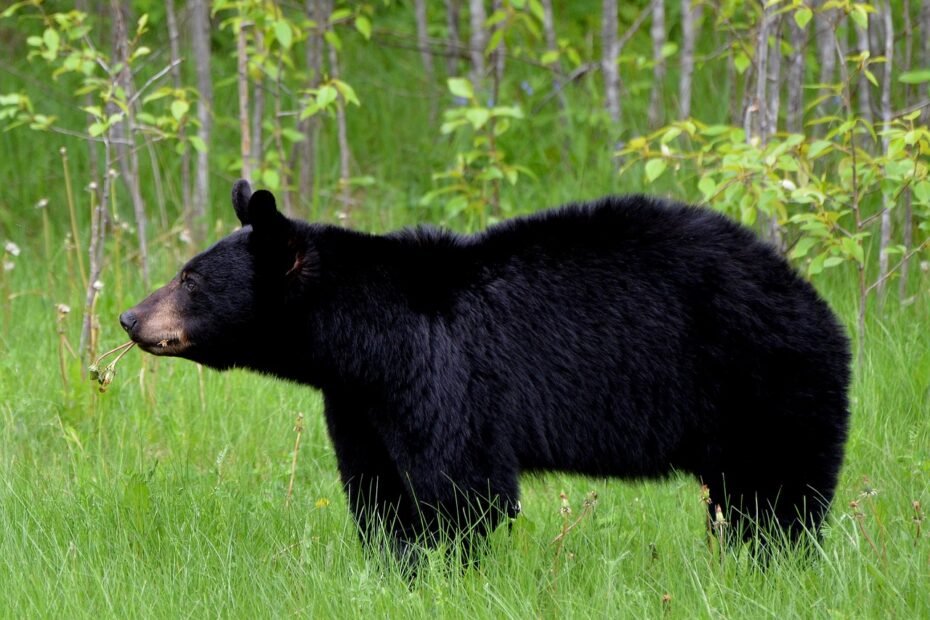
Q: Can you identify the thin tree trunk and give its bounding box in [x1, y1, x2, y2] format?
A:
[752, 1, 783, 247]
[900, 0, 915, 300]
[468, 0, 486, 90]
[900, 190, 913, 300]
[326, 12, 352, 218]
[111, 0, 149, 287]
[754, 3, 771, 144]
[648, 0, 666, 127]
[414, 0, 435, 83]
[814, 0, 838, 125]
[540, 0, 571, 163]
[445, 0, 462, 76]
[920, 0, 930, 128]
[678, 0, 700, 119]
[786, 13, 807, 133]
[727, 44, 739, 125]
[902, 0, 913, 106]
[877, 0, 894, 301]
[251, 27, 265, 171]
[74, 0, 100, 183]
[602, 0, 620, 124]
[237, 18, 252, 181]
[541, 0, 566, 110]
[767, 15, 783, 136]
[491, 0, 506, 104]
[273, 53, 293, 215]
[190, 0, 211, 244]
[854, 20, 873, 124]
[299, 0, 324, 214]
[165, 0, 192, 245]
[80, 139, 112, 363]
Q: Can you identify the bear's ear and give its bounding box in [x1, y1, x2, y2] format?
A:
[247, 189, 287, 233]
[232, 179, 252, 226]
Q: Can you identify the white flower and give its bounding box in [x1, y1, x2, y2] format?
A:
[56, 303, 71, 314]
[3, 261, 13, 272]
[780, 179, 797, 192]
[35, 198, 48, 209]
[4, 241, 20, 257]
[93, 280, 104, 291]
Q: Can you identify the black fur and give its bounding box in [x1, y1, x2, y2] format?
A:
[122, 184, 851, 553]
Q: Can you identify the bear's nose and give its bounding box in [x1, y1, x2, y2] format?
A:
[119, 310, 137, 335]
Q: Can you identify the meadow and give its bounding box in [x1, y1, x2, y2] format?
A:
[2, 1, 930, 617]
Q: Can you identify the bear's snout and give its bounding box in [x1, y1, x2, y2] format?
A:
[119, 310, 137, 335]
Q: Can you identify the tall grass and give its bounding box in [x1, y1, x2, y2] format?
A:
[2, 183, 929, 618]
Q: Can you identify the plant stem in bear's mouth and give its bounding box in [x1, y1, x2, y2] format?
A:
[88, 340, 136, 392]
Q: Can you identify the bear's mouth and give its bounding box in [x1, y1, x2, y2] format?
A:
[135, 333, 190, 356]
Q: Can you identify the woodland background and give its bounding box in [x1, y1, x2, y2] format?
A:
[0, 1, 929, 617]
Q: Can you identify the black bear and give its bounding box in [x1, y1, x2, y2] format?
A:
[121, 180, 850, 555]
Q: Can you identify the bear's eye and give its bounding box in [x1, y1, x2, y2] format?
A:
[180, 271, 196, 293]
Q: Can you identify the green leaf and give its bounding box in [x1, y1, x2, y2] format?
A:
[170, 99, 189, 121]
[43, 28, 59, 58]
[808, 251, 827, 276]
[899, 70, 930, 84]
[316, 85, 338, 108]
[823, 256, 844, 269]
[793, 7, 812, 29]
[329, 8, 352, 23]
[136, 14, 149, 37]
[698, 175, 716, 200]
[445, 195, 468, 219]
[299, 102, 320, 120]
[808, 140, 833, 159]
[644, 158, 667, 183]
[274, 20, 293, 49]
[540, 50, 559, 65]
[660, 126, 681, 144]
[790, 237, 818, 260]
[188, 135, 207, 153]
[912, 180, 930, 204]
[465, 107, 490, 129]
[281, 128, 306, 143]
[485, 28, 505, 55]
[491, 105, 523, 119]
[734, 52, 751, 75]
[841, 237, 864, 265]
[850, 6, 868, 30]
[130, 47, 151, 62]
[355, 16, 371, 40]
[88, 122, 106, 137]
[485, 10, 507, 28]
[324, 30, 341, 51]
[440, 119, 466, 134]
[332, 80, 360, 106]
[447, 78, 474, 100]
[262, 169, 280, 189]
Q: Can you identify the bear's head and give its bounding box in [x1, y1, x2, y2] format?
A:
[119, 180, 313, 371]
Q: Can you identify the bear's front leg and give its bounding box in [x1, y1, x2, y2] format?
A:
[323, 392, 414, 554]
[377, 409, 521, 554]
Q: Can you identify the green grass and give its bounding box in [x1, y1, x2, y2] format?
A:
[2, 202, 930, 618]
